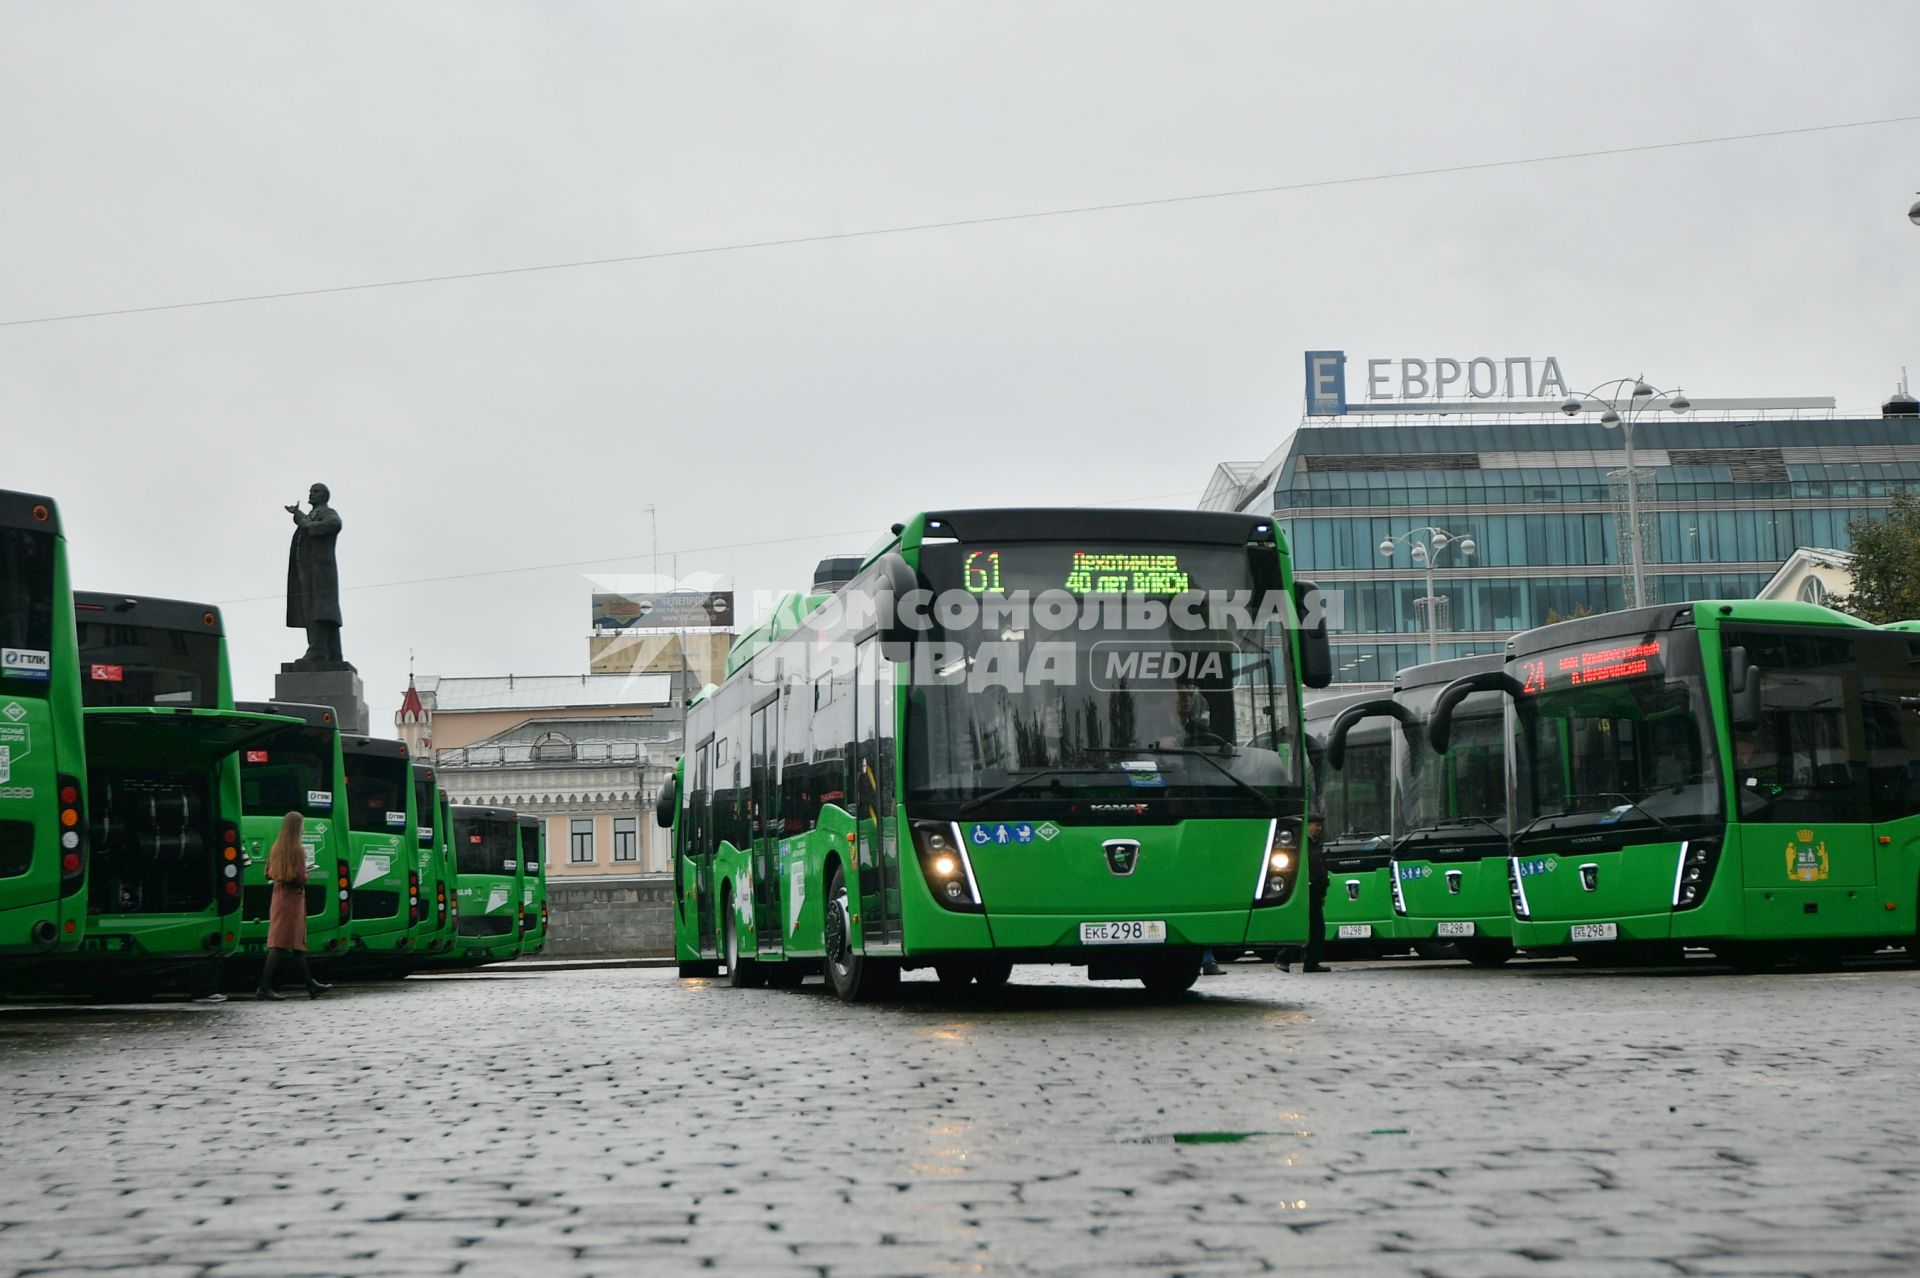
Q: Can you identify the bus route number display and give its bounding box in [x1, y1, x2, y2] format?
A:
[1519, 638, 1664, 695]
[962, 549, 1192, 596]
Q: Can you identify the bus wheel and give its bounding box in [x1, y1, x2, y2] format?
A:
[724, 903, 763, 990]
[974, 961, 1013, 990]
[763, 961, 805, 989]
[1137, 952, 1201, 999]
[824, 864, 897, 1003]
[1460, 942, 1513, 969]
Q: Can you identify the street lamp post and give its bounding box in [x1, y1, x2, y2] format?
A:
[1559, 377, 1691, 608]
[1378, 526, 1477, 662]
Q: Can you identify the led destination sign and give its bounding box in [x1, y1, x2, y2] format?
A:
[961, 548, 1193, 596]
[1519, 638, 1665, 695]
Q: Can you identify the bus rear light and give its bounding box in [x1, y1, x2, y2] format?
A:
[61, 853, 80, 874]
[63, 919, 75, 934]
[59, 785, 77, 805]
[59, 809, 78, 828]
[337, 859, 352, 923]
[911, 822, 982, 913]
[31, 503, 49, 522]
[1254, 819, 1301, 908]
[1672, 840, 1721, 910]
[216, 822, 242, 912]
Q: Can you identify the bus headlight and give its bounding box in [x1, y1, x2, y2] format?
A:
[1672, 839, 1720, 910]
[1255, 818, 1302, 907]
[912, 822, 982, 913]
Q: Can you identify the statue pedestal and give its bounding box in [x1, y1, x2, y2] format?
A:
[274, 663, 369, 736]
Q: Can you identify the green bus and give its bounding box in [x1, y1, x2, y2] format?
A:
[410, 761, 456, 956]
[1308, 691, 1402, 957]
[662, 508, 1329, 1000]
[69, 593, 295, 994]
[340, 736, 419, 964]
[235, 699, 353, 964]
[1386, 654, 1513, 966]
[517, 814, 547, 956]
[1429, 599, 1920, 965]
[0, 491, 88, 964]
[450, 804, 522, 962]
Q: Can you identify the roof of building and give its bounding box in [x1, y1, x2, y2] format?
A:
[397, 676, 426, 722]
[1758, 546, 1855, 600]
[423, 673, 674, 713]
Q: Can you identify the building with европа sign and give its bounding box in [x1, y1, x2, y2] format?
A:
[1200, 351, 1920, 692]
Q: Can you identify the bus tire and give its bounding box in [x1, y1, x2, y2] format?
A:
[1137, 952, 1201, 999]
[824, 863, 897, 1003]
[724, 900, 763, 990]
[974, 961, 1014, 989]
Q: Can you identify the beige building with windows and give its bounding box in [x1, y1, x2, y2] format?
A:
[395, 673, 680, 879]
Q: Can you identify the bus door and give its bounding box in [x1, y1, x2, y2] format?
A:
[853, 637, 900, 944]
[1729, 630, 1878, 909]
[750, 700, 780, 950]
[1861, 632, 1920, 876]
[684, 738, 716, 956]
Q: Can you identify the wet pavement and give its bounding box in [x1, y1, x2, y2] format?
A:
[4, 956, 1919, 1277]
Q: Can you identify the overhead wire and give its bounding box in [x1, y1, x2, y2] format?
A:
[7, 112, 1918, 330]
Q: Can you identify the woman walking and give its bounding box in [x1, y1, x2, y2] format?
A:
[257, 811, 331, 1001]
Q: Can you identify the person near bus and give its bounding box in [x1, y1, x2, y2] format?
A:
[256, 811, 332, 1001]
[1275, 810, 1329, 974]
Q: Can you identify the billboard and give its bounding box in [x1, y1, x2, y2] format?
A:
[591, 591, 733, 631]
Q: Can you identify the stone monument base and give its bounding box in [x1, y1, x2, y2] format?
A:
[274, 662, 369, 736]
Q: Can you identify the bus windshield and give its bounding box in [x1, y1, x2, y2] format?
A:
[344, 753, 411, 834]
[240, 727, 336, 817]
[0, 527, 56, 688]
[1307, 722, 1390, 849]
[1395, 684, 1506, 846]
[905, 540, 1300, 817]
[1510, 630, 1722, 842]
[458, 819, 517, 876]
[76, 621, 222, 707]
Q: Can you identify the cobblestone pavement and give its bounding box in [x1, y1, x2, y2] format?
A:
[5, 956, 1920, 1278]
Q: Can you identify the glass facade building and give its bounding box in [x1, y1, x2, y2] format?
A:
[1206, 410, 1920, 688]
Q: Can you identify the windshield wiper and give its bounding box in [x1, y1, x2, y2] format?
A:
[1082, 745, 1280, 815]
[956, 768, 1111, 816]
[1513, 794, 1682, 843]
[1409, 814, 1506, 839]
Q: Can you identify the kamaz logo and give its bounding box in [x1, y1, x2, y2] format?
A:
[1089, 803, 1149, 815]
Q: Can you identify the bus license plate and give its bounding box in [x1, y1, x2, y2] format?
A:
[1569, 923, 1618, 942]
[1337, 924, 1373, 939]
[1436, 921, 1475, 938]
[1079, 921, 1165, 945]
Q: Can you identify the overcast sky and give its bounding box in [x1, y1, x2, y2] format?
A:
[4, 1, 1917, 728]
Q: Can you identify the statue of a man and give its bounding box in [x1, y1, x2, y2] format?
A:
[286, 483, 345, 665]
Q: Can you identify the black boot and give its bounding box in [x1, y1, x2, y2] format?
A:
[255, 950, 284, 1000]
[295, 952, 331, 999]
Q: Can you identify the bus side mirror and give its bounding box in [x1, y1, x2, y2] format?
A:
[1325, 698, 1395, 770]
[655, 775, 677, 829]
[1727, 647, 1761, 730]
[1428, 672, 1523, 754]
[877, 552, 922, 656]
[1294, 580, 1333, 690]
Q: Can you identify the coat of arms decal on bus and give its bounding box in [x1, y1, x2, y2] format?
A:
[1786, 829, 1829, 883]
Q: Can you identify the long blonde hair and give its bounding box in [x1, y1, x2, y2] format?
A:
[266, 811, 307, 884]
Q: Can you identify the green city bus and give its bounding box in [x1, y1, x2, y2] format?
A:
[517, 814, 547, 956]
[69, 593, 295, 994]
[410, 761, 455, 956]
[340, 736, 419, 965]
[450, 804, 523, 963]
[0, 490, 88, 964]
[1386, 654, 1513, 966]
[662, 508, 1330, 1000]
[1308, 691, 1402, 958]
[235, 699, 352, 964]
[1429, 599, 1920, 965]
